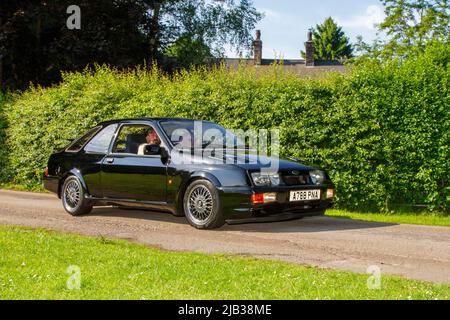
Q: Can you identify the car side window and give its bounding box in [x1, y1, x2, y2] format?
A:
[84, 124, 118, 154]
[112, 124, 160, 155]
[66, 126, 102, 152]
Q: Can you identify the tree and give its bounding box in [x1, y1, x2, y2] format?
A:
[147, 0, 262, 58]
[0, 0, 150, 90]
[164, 36, 212, 65]
[301, 17, 353, 61]
[353, 35, 385, 59]
[378, 0, 450, 56]
[0, 0, 262, 90]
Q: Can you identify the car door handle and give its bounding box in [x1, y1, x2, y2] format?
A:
[105, 157, 114, 164]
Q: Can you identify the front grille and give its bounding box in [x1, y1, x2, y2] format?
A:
[281, 171, 312, 186]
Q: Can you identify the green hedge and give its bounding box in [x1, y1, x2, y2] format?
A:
[0, 43, 448, 212]
[0, 92, 8, 184]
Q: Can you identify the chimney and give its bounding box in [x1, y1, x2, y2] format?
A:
[305, 30, 315, 67]
[253, 30, 262, 66]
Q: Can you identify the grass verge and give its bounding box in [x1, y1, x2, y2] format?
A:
[0, 225, 449, 300]
[326, 209, 450, 227]
[0, 183, 46, 193]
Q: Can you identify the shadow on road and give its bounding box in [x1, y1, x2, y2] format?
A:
[89, 206, 188, 224]
[89, 206, 397, 233]
[224, 216, 397, 233]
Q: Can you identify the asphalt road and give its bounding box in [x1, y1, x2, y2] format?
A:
[1, 189, 449, 284]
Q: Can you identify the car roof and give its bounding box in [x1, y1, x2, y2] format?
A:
[97, 118, 213, 126]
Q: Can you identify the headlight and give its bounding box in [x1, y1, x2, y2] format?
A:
[309, 170, 326, 185]
[251, 172, 281, 186]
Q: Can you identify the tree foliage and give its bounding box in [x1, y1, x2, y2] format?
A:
[164, 36, 213, 66]
[155, 0, 262, 58]
[0, 0, 150, 90]
[302, 17, 353, 61]
[0, 0, 262, 90]
[379, 0, 449, 54]
[356, 0, 449, 58]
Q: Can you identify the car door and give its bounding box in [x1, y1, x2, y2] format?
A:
[100, 122, 167, 202]
[72, 123, 119, 198]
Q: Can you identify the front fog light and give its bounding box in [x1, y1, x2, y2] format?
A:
[326, 189, 335, 199]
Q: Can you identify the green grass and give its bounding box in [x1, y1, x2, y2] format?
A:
[326, 209, 450, 227]
[0, 226, 449, 300]
[0, 183, 46, 193]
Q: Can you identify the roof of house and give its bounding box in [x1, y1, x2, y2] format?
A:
[219, 58, 347, 78]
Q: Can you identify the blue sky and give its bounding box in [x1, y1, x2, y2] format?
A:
[231, 0, 387, 59]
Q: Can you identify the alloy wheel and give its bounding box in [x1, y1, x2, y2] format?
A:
[187, 185, 214, 223]
[63, 179, 81, 210]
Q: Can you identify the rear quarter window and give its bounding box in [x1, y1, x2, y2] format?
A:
[84, 124, 118, 154]
[66, 126, 102, 152]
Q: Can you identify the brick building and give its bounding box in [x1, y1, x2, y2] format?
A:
[221, 30, 346, 77]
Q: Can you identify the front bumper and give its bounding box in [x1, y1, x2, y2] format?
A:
[219, 185, 333, 224]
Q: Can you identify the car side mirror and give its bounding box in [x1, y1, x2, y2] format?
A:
[144, 144, 161, 156]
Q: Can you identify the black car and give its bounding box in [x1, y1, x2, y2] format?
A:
[43, 118, 335, 229]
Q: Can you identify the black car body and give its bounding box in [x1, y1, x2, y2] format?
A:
[43, 118, 334, 229]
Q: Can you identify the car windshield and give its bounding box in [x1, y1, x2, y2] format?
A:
[159, 120, 244, 150]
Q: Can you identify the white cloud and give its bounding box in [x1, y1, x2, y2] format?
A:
[336, 5, 385, 30]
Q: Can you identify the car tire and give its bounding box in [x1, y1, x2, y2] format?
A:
[61, 176, 93, 216]
[183, 179, 225, 229]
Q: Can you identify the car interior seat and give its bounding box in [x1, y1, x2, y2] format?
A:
[125, 134, 147, 154]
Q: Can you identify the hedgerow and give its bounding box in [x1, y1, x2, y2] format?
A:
[0, 43, 448, 212]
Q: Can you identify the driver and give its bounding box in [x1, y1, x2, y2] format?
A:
[138, 127, 161, 155]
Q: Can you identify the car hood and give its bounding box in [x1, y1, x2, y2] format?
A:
[206, 152, 314, 171]
[170, 150, 317, 171]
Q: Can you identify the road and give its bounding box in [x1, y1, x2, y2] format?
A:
[1, 189, 449, 284]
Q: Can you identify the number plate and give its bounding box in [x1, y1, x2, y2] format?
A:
[289, 190, 321, 202]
